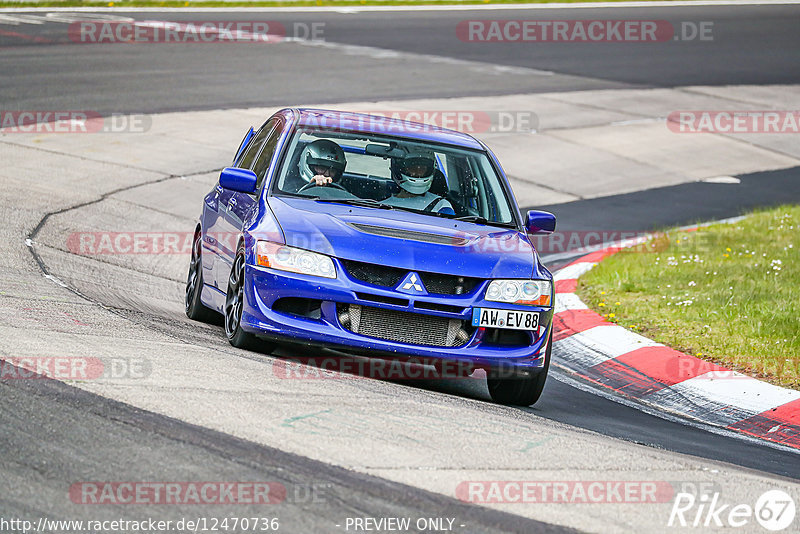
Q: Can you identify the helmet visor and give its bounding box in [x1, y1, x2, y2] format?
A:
[400, 155, 434, 178]
[310, 164, 339, 177]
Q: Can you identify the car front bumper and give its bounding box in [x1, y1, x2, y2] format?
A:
[240, 262, 553, 373]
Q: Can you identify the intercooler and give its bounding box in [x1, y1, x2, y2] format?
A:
[338, 304, 471, 347]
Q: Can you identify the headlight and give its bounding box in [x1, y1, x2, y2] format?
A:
[485, 280, 551, 306]
[256, 241, 336, 279]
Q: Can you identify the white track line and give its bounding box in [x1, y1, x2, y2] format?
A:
[652, 371, 800, 415]
[562, 324, 663, 359]
[554, 292, 589, 313]
[553, 261, 595, 281]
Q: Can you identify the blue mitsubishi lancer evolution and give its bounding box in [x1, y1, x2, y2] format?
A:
[185, 108, 556, 405]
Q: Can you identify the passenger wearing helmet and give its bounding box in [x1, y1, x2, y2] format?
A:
[383, 149, 454, 213]
[298, 139, 347, 188]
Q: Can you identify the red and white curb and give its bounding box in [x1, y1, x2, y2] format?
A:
[551, 246, 800, 451]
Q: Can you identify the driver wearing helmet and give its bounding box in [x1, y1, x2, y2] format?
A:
[383, 149, 454, 213]
[298, 139, 347, 188]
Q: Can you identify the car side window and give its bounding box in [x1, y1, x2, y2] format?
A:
[251, 120, 283, 191]
[237, 120, 275, 170]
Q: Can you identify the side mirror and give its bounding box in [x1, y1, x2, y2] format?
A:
[525, 210, 556, 235]
[219, 167, 257, 194]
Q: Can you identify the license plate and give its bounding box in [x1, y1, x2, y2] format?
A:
[471, 308, 539, 330]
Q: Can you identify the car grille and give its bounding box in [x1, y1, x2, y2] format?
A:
[422, 272, 481, 295]
[338, 304, 472, 347]
[341, 260, 406, 288]
[340, 259, 482, 295]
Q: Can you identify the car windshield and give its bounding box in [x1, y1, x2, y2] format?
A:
[270, 128, 517, 226]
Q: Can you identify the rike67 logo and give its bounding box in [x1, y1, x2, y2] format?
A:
[668, 489, 796, 531]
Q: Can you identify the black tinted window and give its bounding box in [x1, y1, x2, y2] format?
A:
[238, 119, 275, 170]
[252, 121, 283, 190]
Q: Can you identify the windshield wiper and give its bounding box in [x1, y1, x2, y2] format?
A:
[454, 215, 516, 228]
[274, 191, 320, 200]
[314, 198, 395, 210]
[313, 198, 389, 209]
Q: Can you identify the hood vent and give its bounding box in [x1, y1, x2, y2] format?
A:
[348, 223, 470, 246]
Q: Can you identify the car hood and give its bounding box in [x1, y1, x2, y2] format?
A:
[266, 196, 537, 279]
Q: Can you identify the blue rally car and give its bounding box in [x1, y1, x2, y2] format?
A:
[185, 108, 556, 405]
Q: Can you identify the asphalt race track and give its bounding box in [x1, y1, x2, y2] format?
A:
[1, 4, 800, 533]
[2, 4, 800, 114]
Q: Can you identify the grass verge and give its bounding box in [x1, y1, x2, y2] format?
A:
[576, 205, 799, 390]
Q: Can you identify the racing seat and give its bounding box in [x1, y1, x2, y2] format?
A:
[429, 169, 448, 197]
[344, 175, 394, 200]
[429, 169, 466, 215]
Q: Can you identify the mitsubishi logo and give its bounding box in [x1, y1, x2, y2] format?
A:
[402, 274, 422, 291]
[398, 272, 425, 294]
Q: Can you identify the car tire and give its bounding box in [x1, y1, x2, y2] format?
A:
[225, 244, 276, 354]
[185, 230, 219, 324]
[487, 331, 552, 406]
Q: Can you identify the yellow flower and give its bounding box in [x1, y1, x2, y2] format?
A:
[615, 301, 620, 305]
[600, 291, 606, 295]
[608, 313, 616, 318]
[599, 302, 605, 307]
[726, 247, 731, 252]
[723, 253, 729, 258]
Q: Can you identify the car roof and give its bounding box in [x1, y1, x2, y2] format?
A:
[291, 108, 485, 150]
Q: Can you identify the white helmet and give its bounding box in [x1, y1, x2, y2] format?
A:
[392, 149, 436, 195]
[298, 139, 347, 183]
